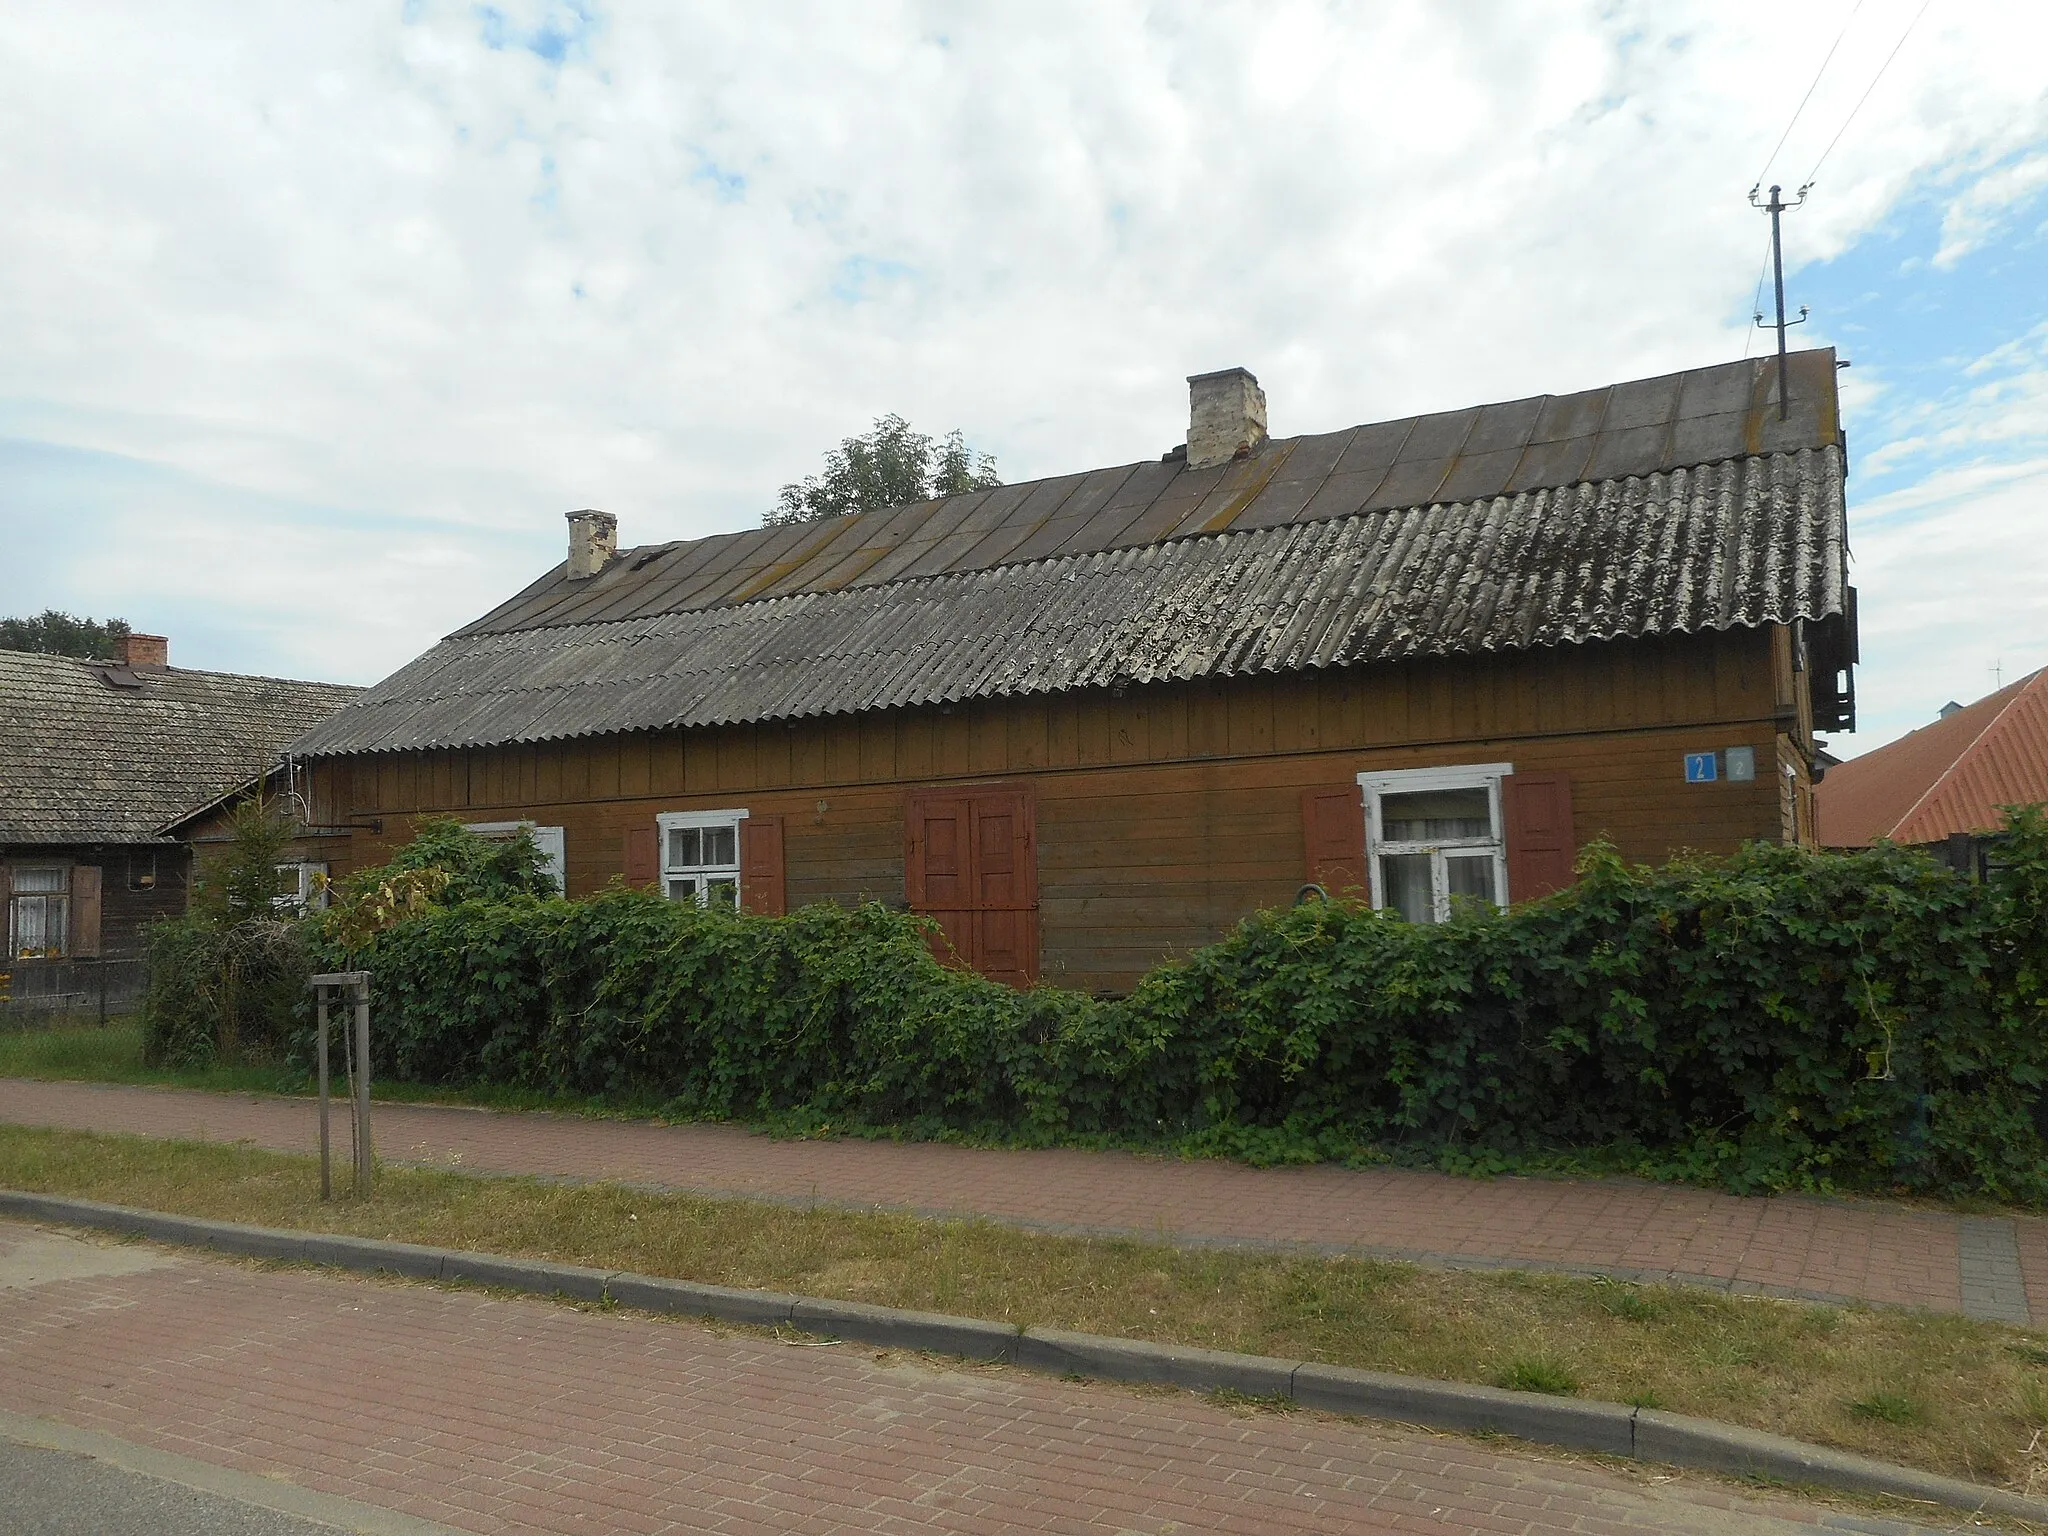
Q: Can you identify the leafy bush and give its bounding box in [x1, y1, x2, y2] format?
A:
[317, 807, 2048, 1202]
[141, 798, 316, 1067]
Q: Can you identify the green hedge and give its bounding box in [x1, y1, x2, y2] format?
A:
[318, 810, 2048, 1201]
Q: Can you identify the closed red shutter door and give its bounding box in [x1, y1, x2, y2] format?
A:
[906, 787, 1038, 985]
[971, 791, 1038, 986]
[1502, 772, 1576, 902]
[623, 824, 659, 888]
[906, 793, 973, 967]
[739, 816, 786, 916]
[1300, 784, 1367, 897]
[71, 865, 103, 958]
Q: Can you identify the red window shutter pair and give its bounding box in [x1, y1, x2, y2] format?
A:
[905, 786, 1038, 987]
[621, 818, 786, 916]
[1299, 773, 1576, 905]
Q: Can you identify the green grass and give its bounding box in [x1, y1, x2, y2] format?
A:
[7, 1120, 2048, 1493]
[0, 1022, 656, 1117]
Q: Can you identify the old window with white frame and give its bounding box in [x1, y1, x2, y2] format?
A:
[273, 861, 330, 911]
[658, 810, 747, 907]
[8, 866, 70, 958]
[1357, 764, 1512, 923]
[464, 822, 566, 895]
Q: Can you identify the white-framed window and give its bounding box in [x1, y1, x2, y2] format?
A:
[658, 810, 747, 908]
[273, 861, 330, 911]
[8, 866, 70, 958]
[1357, 764, 1513, 924]
[464, 822, 566, 895]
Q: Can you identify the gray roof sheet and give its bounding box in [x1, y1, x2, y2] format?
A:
[458, 349, 1843, 636]
[0, 652, 361, 845]
[292, 445, 1848, 757]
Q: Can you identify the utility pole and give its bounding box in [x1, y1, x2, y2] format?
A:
[1750, 183, 1809, 420]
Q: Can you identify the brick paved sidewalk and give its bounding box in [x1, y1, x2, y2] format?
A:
[0, 1218, 1948, 1535]
[1, 1077, 2041, 1325]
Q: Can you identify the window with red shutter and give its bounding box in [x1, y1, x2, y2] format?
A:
[739, 816, 786, 916]
[1300, 785, 1366, 897]
[1502, 772, 1577, 902]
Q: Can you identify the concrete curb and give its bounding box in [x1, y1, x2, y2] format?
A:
[7, 1189, 2044, 1525]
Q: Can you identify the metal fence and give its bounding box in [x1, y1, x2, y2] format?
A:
[0, 956, 148, 1027]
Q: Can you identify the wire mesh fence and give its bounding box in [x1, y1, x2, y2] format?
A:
[0, 956, 148, 1029]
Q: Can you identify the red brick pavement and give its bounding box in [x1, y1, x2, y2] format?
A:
[0, 1077, 1994, 1317]
[0, 1218, 1930, 1534]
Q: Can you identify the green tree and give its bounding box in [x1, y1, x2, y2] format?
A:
[767, 415, 1001, 526]
[0, 609, 132, 658]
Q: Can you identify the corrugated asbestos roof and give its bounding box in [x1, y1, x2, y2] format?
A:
[1817, 667, 2048, 846]
[458, 349, 1842, 637]
[292, 445, 1849, 757]
[0, 651, 361, 845]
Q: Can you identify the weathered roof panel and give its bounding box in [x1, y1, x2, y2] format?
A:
[293, 447, 1848, 758]
[452, 350, 1842, 639]
[0, 653, 360, 845]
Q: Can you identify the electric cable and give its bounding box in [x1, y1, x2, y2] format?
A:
[1803, 0, 1935, 187]
[1752, 0, 1866, 193]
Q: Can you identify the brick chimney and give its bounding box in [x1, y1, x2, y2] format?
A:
[117, 633, 168, 667]
[565, 509, 618, 581]
[1186, 367, 1268, 470]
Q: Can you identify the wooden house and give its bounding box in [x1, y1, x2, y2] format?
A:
[0, 635, 358, 1006]
[285, 351, 1858, 992]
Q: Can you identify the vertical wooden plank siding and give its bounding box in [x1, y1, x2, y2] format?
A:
[310, 627, 1810, 992]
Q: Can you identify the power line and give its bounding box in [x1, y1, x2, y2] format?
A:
[1804, 0, 1936, 186]
[1752, 0, 1866, 194]
[1742, 227, 1776, 358]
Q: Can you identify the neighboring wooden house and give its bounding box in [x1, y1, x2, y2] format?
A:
[1817, 666, 2048, 850]
[286, 350, 1858, 992]
[0, 635, 357, 1005]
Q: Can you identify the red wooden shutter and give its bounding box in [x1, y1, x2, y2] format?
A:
[1502, 772, 1576, 903]
[70, 865, 103, 958]
[905, 792, 973, 967]
[623, 824, 659, 887]
[970, 790, 1038, 986]
[739, 816, 786, 916]
[906, 787, 1039, 984]
[1301, 784, 1367, 897]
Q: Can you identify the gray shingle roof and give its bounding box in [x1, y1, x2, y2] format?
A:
[291, 444, 1847, 757]
[0, 652, 360, 845]
[459, 348, 1843, 637]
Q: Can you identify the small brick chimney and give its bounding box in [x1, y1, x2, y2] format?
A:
[1186, 367, 1268, 470]
[117, 633, 168, 667]
[565, 509, 618, 581]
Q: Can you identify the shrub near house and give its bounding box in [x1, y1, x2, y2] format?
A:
[144, 810, 2048, 1203]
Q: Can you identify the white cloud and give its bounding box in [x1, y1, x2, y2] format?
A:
[0, 0, 2044, 690]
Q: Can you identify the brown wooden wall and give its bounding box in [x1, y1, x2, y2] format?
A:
[300, 628, 1810, 993]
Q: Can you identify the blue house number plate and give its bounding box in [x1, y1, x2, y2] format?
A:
[1685, 752, 1719, 783]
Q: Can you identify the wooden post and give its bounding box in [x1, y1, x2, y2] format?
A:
[316, 989, 331, 1201]
[309, 971, 370, 1201]
[352, 978, 372, 1198]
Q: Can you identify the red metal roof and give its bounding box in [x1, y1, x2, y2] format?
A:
[1817, 666, 2048, 846]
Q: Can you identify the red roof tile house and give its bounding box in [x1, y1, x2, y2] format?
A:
[1817, 666, 2048, 848]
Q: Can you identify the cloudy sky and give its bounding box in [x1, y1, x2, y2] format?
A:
[2, 0, 2043, 756]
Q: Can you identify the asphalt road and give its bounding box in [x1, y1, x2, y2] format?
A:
[0, 1437, 354, 1535]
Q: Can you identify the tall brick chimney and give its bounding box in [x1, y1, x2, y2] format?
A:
[117, 633, 168, 667]
[1186, 367, 1268, 470]
[565, 509, 618, 581]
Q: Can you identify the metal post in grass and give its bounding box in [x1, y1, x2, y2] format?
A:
[309, 971, 371, 1200]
